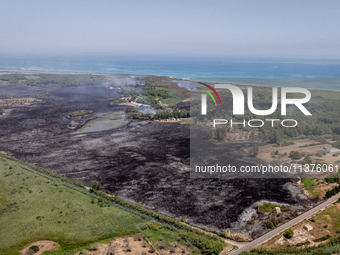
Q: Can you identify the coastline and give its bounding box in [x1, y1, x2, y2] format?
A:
[1, 67, 340, 93]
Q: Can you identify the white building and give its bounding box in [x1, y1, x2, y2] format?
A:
[304, 224, 313, 231]
[321, 147, 340, 153]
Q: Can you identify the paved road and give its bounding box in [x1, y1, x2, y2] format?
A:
[230, 193, 340, 255]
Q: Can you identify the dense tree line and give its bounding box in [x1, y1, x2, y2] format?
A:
[25, 74, 106, 87]
[197, 100, 340, 142]
[0, 74, 27, 83]
[142, 88, 168, 99]
[325, 184, 340, 198]
[325, 173, 340, 184]
[147, 96, 163, 109]
[126, 109, 191, 121]
[154, 109, 190, 120]
[128, 113, 153, 120]
[119, 88, 168, 109]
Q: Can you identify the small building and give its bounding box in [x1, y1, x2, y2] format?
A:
[321, 147, 340, 153]
[304, 224, 313, 231]
[274, 207, 281, 214]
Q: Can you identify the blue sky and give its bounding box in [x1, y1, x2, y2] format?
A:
[1, 0, 340, 58]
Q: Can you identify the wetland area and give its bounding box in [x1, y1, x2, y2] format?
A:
[0, 71, 316, 239]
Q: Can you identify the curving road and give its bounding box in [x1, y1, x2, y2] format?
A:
[230, 193, 340, 254]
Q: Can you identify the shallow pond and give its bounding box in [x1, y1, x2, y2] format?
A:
[71, 114, 128, 134]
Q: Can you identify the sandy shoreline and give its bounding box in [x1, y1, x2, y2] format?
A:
[1, 67, 340, 93]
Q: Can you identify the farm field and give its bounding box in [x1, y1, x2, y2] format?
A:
[0, 154, 146, 255]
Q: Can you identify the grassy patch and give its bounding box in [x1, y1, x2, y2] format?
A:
[152, 82, 189, 107]
[110, 115, 122, 120]
[161, 89, 185, 107]
[0, 154, 226, 255]
[303, 178, 317, 191]
[315, 206, 340, 231]
[0, 157, 146, 255]
[281, 141, 294, 147]
[142, 227, 197, 252]
[69, 110, 93, 117]
[257, 203, 288, 214]
[0, 181, 12, 212]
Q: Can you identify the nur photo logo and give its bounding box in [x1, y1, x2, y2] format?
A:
[198, 82, 312, 128]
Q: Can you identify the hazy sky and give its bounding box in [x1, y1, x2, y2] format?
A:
[1, 0, 340, 58]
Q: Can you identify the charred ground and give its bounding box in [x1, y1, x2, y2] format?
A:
[0, 75, 313, 237]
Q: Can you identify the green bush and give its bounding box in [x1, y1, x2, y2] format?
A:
[315, 235, 331, 242]
[284, 228, 294, 239]
[324, 244, 340, 254]
[298, 155, 313, 165]
[289, 151, 302, 160]
[91, 181, 101, 191]
[303, 178, 316, 190]
[282, 141, 294, 147]
[29, 245, 39, 253]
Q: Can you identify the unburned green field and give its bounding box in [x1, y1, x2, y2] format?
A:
[0, 154, 227, 255]
[0, 156, 146, 254]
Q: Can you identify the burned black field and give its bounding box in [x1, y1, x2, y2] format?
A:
[0, 80, 313, 236]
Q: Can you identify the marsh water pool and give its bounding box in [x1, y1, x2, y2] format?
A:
[71, 114, 129, 134]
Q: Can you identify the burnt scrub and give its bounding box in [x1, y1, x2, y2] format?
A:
[0, 79, 313, 237]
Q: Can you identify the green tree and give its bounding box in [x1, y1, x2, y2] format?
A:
[284, 228, 294, 239]
[91, 181, 101, 191]
[298, 155, 313, 165]
[333, 142, 340, 149]
[289, 151, 302, 160]
[29, 245, 39, 253]
[333, 126, 340, 135]
[270, 130, 282, 144]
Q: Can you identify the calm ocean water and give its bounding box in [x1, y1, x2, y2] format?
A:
[0, 54, 340, 89]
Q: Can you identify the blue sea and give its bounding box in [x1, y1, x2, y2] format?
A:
[1, 54, 340, 78]
[0, 54, 340, 90]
